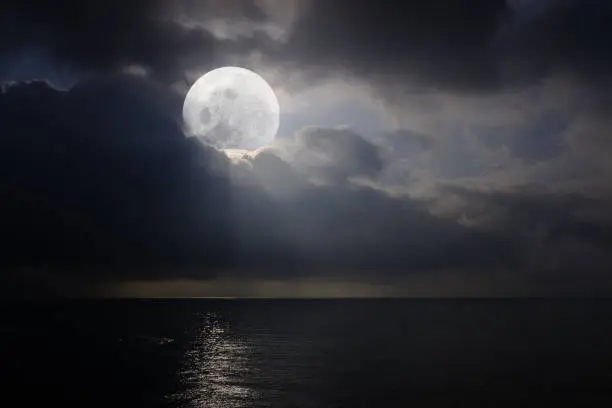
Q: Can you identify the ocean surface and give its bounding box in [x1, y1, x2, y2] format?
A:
[2, 299, 612, 407]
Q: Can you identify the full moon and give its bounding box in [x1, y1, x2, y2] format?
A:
[182, 66, 280, 151]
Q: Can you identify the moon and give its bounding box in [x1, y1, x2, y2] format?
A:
[182, 66, 280, 151]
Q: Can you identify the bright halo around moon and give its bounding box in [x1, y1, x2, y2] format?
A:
[182, 66, 280, 151]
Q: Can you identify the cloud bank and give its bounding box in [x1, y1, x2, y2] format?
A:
[2, 1, 612, 296]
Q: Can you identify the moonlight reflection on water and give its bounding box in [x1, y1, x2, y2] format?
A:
[179, 312, 259, 408]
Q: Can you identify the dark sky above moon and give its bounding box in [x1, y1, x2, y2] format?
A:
[2, 0, 612, 297]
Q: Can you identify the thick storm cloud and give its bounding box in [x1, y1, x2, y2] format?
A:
[0, 77, 519, 279]
[4, 1, 612, 90]
[2, 1, 612, 296]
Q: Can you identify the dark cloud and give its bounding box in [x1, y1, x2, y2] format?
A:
[278, 0, 510, 91]
[0, 0, 266, 82]
[3, 0, 612, 94]
[1, 74, 611, 295]
[292, 127, 383, 183]
[432, 184, 612, 276]
[500, 0, 612, 85]
[0, 76, 520, 284]
[249, 148, 304, 197]
[373, 129, 435, 167]
[2, 2, 612, 296]
[272, 0, 612, 94]
[0, 82, 217, 276]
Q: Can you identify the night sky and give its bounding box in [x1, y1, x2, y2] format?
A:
[2, 0, 612, 297]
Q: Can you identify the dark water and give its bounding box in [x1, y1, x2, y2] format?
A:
[2, 299, 612, 407]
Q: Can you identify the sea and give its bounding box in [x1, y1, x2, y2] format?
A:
[1, 299, 612, 407]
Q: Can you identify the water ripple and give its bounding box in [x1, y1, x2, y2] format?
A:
[178, 312, 260, 408]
